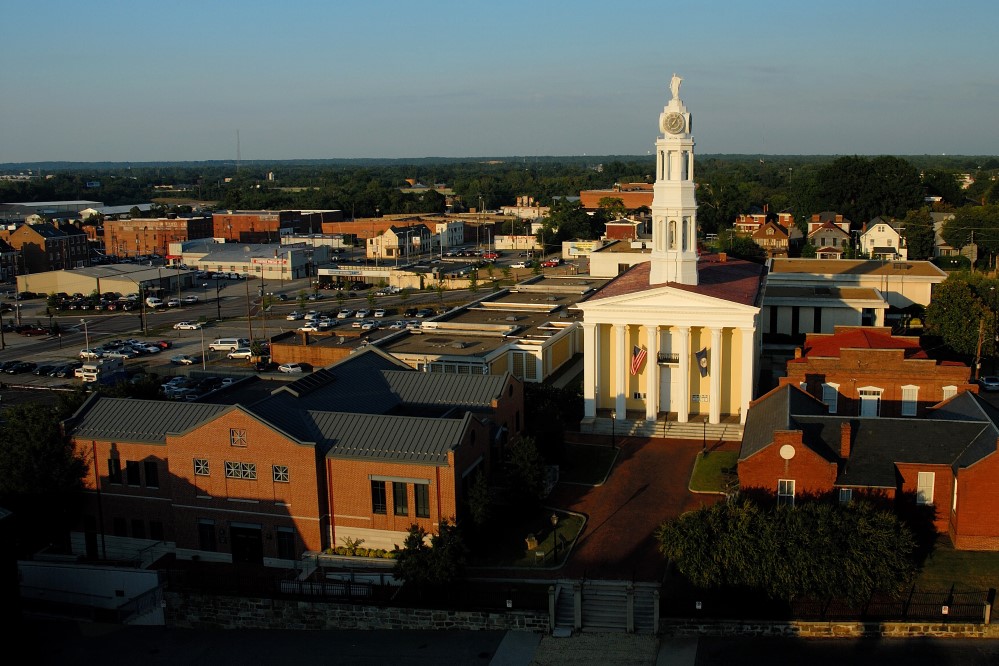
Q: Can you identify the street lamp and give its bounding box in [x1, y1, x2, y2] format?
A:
[610, 410, 616, 448]
[702, 417, 709, 456]
[550, 512, 559, 558]
[81, 318, 89, 352]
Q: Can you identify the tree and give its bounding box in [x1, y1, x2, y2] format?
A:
[720, 233, 767, 263]
[814, 156, 925, 223]
[505, 435, 546, 510]
[466, 469, 492, 529]
[0, 400, 88, 555]
[597, 196, 627, 220]
[656, 498, 916, 604]
[899, 208, 935, 260]
[922, 170, 966, 206]
[393, 519, 467, 594]
[925, 275, 993, 357]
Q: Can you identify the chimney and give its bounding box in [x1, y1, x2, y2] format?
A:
[794, 347, 802, 359]
[840, 421, 852, 459]
[718, 252, 728, 262]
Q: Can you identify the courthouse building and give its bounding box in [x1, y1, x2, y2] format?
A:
[576, 75, 766, 431]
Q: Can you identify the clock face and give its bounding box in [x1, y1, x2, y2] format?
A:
[664, 112, 685, 134]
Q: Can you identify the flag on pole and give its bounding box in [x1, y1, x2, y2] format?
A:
[695, 347, 709, 377]
[631, 345, 647, 376]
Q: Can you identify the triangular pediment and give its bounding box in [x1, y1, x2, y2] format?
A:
[579, 283, 758, 319]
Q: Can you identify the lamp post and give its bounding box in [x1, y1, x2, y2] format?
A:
[610, 410, 616, 448]
[702, 416, 709, 456]
[216, 280, 224, 322]
[81, 318, 89, 352]
[550, 512, 559, 558]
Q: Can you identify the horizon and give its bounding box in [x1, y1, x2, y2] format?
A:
[3, 0, 998, 163]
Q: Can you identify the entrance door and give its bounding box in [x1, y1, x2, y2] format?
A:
[230, 525, 264, 564]
[659, 367, 679, 414]
[859, 389, 881, 417]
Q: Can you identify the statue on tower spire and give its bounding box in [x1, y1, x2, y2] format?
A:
[669, 73, 683, 101]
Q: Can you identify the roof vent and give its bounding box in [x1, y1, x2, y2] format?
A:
[450, 341, 468, 349]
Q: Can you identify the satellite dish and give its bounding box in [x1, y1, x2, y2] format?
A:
[779, 444, 795, 460]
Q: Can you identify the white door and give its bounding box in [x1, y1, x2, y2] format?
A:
[660, 367, 679, 414]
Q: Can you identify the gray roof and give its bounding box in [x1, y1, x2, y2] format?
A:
[318, 411, 471, 464]
[69, 398, 230, 444]
[741, 386, 999, 488]
[739, 385, 828, 461]
[382, 370, 507, 410]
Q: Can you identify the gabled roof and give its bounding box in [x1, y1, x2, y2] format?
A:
[68, 398, 230, 444]
[807, 221, 851, 238]
[795, 328, 927, 360]
[319, 411, 472, 464]
[741, 387, 999, 487]
[584, 254, 766, 307]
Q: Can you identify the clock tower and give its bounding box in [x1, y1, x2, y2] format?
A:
[649, 73, 698, 286]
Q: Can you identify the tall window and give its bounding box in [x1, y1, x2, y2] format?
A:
[901, 385, 919, 416]
[371, 480, 387, 515]
[916, 471, 935, 505]
[108, 458, 122, 485]
[276, 527, 295, 560]
[393, 482, 408, 516]
[126, 460, 141, 486]
[198, 519, 217, 552]
[777, 479, 795, 506]
[838, 488, 853, 505]
[415, 483, 430, 518]
[144, 461, 159, 488]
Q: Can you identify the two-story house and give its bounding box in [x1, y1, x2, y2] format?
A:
[806, 213, 853, 260]
[860, 217, 907, 260]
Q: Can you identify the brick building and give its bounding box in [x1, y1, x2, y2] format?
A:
[213, 210, 342, 243]
[579, 183, 654, 211]
[103, 217, 214, 258]
[65, 349, 523, 564]
[738, 384, 999, 550]
[1, 222, 90, 273]
[779, 326, 975, 418]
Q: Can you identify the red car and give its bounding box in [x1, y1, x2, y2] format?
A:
[19, 327, 49, 336]
[482, 252, 500, 260]
[541, 258, 561, 268]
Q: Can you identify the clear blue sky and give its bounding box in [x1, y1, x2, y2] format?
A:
[2, 0, 997, 162]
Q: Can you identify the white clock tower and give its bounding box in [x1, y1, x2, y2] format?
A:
[649, 73, 698, 286]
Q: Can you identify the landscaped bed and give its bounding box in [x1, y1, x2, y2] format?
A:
[470, 508, 584, 569]
[688, 450, 738, 493]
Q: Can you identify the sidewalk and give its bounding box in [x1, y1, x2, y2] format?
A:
[517, 632, 697, 666]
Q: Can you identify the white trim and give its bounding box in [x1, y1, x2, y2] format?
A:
[901, 384, 919, 416]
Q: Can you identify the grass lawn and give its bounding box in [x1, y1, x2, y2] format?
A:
[470, 509, 585, 569]
[688, 450, 739, 493]
[558, 443, 618, 485]
[917, 536, 999, 592]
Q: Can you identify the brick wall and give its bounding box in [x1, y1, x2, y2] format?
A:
[738, 430, 839, 496]
[952, 449, 999, 550]
[659, 619, 999, 638]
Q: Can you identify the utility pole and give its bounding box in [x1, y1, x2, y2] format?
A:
[975, 317, 985, 380]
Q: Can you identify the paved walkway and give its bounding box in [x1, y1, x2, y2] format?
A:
[548, 434, 736, 582]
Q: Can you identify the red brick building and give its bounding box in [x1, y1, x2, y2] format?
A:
[65, 349, 523, 564]
[1, 222, 90, 272]
[213, 210, 341, 243]
[738, 384, 999, 550]
[779, 326, 975, 418]
[103, 217, 213, 258]
[751, 219, 802, 258]
[579, 183, 653, 211]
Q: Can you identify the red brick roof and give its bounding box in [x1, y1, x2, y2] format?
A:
[586, 255, 766, 307]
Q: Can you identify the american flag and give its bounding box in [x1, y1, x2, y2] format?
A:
[631, 345, 647, 376]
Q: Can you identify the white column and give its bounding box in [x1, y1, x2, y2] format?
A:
[677, 325, 690, 423]
[645, 325, 659, 421]
[709, 326, 723, 424]
[615, 324, 627, 418]
[740, 327, 755, 424]
[582, 322, 597, 418]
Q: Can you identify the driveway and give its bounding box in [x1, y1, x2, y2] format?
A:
[550, 435, 737, 582]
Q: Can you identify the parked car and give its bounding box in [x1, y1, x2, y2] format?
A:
[182, 295, 199, 304]
[170, 354, 196, 366]
[373, 309, 386, 318]
[354, 309, 371, 318]
[6, 361, 36, 374]
[511, 261, 531, 269]
[166, 298, 182, 307]
[336, 309, 353, 319]
[226, 348, 253, 360]
[415, 309, 433, 318]
[541, 258, 561, 267]
[33, 363, 57, 376]
[19, 326, 49, 336]
[979, 376, 999, 392]
[278, 362, 304, 373]
[173, 321, 203, 330]
[360, 320, 379, 330]
[52, 362, 83, 377]
[286, 311, 304, 321]
[79, 348, 103, 359]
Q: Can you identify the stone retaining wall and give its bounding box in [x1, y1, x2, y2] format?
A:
[164, 591, 548, 632]
[661, 619, 999, 639]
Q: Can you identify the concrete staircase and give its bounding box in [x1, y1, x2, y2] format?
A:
[552, 580, 660, 634]
[581, 416, 743, 443]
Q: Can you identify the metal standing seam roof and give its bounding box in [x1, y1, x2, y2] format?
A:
[318, 411, 470, 464]
[381, 370, 506, 407]
[739, 385, 828, 461]
[70, 398, 231, 443]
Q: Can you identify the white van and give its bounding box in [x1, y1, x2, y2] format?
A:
[209, 337, 249, 352]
